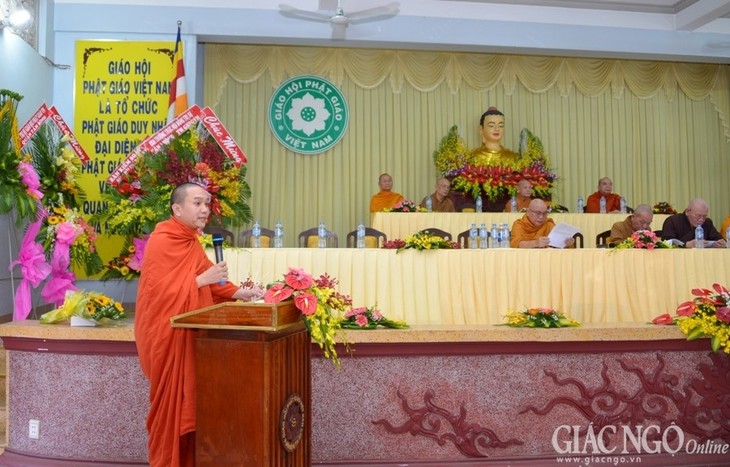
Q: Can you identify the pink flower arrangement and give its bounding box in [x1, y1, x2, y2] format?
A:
[341, 306, 408, 330]
[614, 229, 671, 250]
[18, 161, 43, 201]
[264, 268, 354, 367]
[263, 268, 408, 365]
[386, 199, 421, 213]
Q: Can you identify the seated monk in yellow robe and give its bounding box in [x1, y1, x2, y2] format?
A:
[510, 199, 575, 248]
[136, 183, 263, 467]
[370, 173, 405, 212]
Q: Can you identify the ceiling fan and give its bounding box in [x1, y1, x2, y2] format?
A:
[278, 1, 400, 40]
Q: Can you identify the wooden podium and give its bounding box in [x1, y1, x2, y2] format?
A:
[171, 300, 311, 466]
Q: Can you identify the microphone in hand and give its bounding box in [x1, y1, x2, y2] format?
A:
[212, 233, 226, 285]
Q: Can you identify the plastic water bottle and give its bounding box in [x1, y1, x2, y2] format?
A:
[501, 223, 511, 249]
[251, 220, 261, 248]
[479, 223, 488, 249]
[620, 197, 627, 214]
[469, 223, 478, 249]
[475, 196, 483, 213]
[600, 196, 607, 214]
[577, 196, 584, 213]
[695, 225, 704, 249]
[510, 196, 517, 213]
[490, 223, 499, 249]
[273, 220, 284, 248]
[425, 195, 433, 212]
[356, 222, 366, 249]
[318, 221, 327, 248]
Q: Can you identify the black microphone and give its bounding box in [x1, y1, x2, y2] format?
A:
[212, 233, 225, 285]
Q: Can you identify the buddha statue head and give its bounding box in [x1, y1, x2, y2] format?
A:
[478, 106, 505, 150]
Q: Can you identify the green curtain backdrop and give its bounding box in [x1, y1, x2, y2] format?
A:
[203, 44, 730, 245]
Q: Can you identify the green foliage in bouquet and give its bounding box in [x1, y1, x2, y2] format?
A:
[39, 198, 104, 276]
[0, 89, 38, 223]
[503, 307, 580, 328]
[40, 290, 127, 325]
[26, 124, 86, 209]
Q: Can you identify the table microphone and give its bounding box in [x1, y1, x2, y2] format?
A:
[212, 233, 226, 285]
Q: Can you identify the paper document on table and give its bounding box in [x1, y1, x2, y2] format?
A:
[548, 223, 580, 248]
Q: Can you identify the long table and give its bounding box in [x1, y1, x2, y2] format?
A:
[223, 248, 728, 326]
[370, 212, 671, 247]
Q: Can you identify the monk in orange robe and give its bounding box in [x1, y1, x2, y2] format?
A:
[135, 183, 263, 467]
[585, 177, 622, 213]
[504, 178, 533, 212]
[721, 215, 730, 241]
[370, 173, 405, 212]
[510, 199, 575, 248]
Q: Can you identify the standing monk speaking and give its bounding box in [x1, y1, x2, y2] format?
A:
[135, 182, 263, 466]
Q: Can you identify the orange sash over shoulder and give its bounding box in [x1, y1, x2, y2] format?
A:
[510, 214, 555, 248]
[370, 191, 404, 212]
[135, 217, 238, 467]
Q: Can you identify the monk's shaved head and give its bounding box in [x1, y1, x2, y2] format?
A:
[171, 183, 204, 212]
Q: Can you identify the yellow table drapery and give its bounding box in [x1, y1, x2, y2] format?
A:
[370, 212, 671, 247]
[221, 248, 728, 326]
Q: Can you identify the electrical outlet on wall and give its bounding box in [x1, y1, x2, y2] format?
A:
[29, 419, 39, 439]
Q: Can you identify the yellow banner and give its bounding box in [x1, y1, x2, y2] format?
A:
[74, 40, 174, 273]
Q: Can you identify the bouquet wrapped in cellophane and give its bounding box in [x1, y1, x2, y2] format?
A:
[40, 290, 127, 326]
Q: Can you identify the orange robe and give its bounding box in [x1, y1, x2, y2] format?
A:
[585, 192, 622, 213]
[503, 194, 531, 213]
[135, 217, 238, 467]
[510, 214, 555, 248]
[370, 190, 404, 213]
[721, 215, 730, 240]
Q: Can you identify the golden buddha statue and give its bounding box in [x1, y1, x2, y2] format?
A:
[470, 107, 521, 168]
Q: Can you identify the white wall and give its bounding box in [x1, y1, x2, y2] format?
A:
[0, 29, 54, 318]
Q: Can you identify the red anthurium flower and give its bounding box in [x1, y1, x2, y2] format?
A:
[651, 313, 674, 325]
[285, 268, 314, 290]
[295, 292, 317, 315]
[676, 301, 696, 316]
[264, 283, 293, 304]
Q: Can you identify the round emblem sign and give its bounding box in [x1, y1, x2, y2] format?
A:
[279, 393, 305, 452]
[268, 75, 348, 154]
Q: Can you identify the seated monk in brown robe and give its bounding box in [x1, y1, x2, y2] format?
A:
[419, 177, 456, 212]
[608, 204, 653, 244]
[135, 183, 263, 467]
[370, 173, 405, 212]
[510, 199, 575, 248]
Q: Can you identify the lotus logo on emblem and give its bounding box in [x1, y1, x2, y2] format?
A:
[269, 75, 348, 154]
